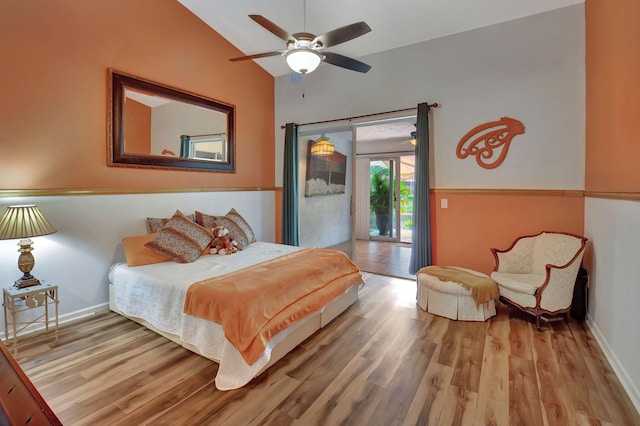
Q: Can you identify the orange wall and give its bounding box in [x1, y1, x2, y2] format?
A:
[585, 0, 640, 192]
[124, 99, 151, 155]
[431, 192, 585, 274]
[0, 0, 274, 190]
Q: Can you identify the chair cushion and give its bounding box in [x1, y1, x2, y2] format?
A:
[490, 272, 545, 295]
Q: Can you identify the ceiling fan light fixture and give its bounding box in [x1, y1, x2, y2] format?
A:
[311, 134, 335, 156]
[285, 48, 322, 74]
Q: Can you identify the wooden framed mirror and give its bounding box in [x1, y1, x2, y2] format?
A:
[108, 70, 235, 172]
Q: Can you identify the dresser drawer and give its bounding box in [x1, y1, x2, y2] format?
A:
[0, 342, 61, 425]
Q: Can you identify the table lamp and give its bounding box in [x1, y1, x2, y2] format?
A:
[0, 205, 57, 288]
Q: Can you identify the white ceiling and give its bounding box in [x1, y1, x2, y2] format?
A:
[178, 0, 583, 77]
[178, 0, 583, 144]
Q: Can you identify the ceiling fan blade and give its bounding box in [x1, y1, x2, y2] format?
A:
[249, 15, 296, 43]
[229, 51, 282, 62]
[322, 52, 372, 73]
[313, 21, 371, 48]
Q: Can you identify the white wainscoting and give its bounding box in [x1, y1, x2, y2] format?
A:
[0, 190, 275, 333]
[584, 197, 640, 413]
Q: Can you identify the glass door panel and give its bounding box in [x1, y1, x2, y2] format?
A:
[298, 128, 354, 258]
[370, 159, 399, 241]
[399, 155, 414, 243]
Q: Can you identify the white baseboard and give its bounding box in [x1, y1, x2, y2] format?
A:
[1, 302, 109, 341]
[58, 302, 110, 325]
[586, 315, 640, 415]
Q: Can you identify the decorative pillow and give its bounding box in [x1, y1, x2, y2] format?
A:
[146, 210, 195, 234]
[144, 213, 213, 263]
[122, 233, 172, 267]
[195, 209, 255, 250]
[211, 216, 250, 250]
[225, 208, 256, 243]
[194, 210, 218, 229]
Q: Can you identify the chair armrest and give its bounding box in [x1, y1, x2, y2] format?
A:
[536, 244, 587, 311]
[537, 259, 584, 311]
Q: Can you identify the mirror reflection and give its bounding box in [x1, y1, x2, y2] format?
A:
[109, 70, 235, 172]
[179, 133, 227, 161]
[124, 87, 227, 161]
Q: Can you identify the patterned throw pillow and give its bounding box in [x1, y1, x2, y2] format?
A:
[194, 210, 218, 229]
[195, 208, 256, 250]
[144, 213, 213, 263]
[146, 211, 195, 233]
[225, 208, 256, 243]
[212, 216, 250, 250]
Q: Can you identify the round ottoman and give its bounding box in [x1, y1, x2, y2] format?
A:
[417, 266, 496, 321]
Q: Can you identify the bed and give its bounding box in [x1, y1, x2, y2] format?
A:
[108, 241, 362, 390]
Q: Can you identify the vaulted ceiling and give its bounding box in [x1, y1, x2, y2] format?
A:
[179, 0, 583, 77]
[178, 0, 583, 145]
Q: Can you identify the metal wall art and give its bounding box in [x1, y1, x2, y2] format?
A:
[456, 116, 525, 169]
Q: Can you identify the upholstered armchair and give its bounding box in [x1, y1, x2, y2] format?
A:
[490, 231, 588, 330]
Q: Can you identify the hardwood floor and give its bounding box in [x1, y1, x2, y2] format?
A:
[11, 272, 639, 425]
[355, 240, 414, 280]
[327, 239, 413, 279]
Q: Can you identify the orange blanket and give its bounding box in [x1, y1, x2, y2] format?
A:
[183, 248, 362, 365]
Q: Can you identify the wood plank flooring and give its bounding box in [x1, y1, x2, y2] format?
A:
[355, 240, 414, 280]
[11, 272, 640, 425]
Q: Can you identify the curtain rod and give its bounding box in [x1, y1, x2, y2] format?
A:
[280, 103, 439, 129]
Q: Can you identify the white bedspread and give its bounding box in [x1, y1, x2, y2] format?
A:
[109, 241, 307, 390]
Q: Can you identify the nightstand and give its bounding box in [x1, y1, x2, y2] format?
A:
[3, 282, 59, 345]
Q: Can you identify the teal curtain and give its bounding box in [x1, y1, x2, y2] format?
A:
[282, 123, 299, 246]
[409, 103, 432, 274]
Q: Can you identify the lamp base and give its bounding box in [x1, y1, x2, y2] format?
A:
[14, 276, 41, 288]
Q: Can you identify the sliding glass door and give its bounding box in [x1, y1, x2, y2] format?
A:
[369, 156, 414, 243]
[297, 128, 354, 258]
[369, 158, 399, 241]
[399, 154, 414, 244]
[297, 114, 416, 255]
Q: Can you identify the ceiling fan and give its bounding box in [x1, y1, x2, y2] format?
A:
[229, 15, 372, 77]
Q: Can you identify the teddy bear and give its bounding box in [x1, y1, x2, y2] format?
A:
[209, 226, 238, 255]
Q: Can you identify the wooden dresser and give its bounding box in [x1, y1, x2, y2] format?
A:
[0, 341, 61, 425]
